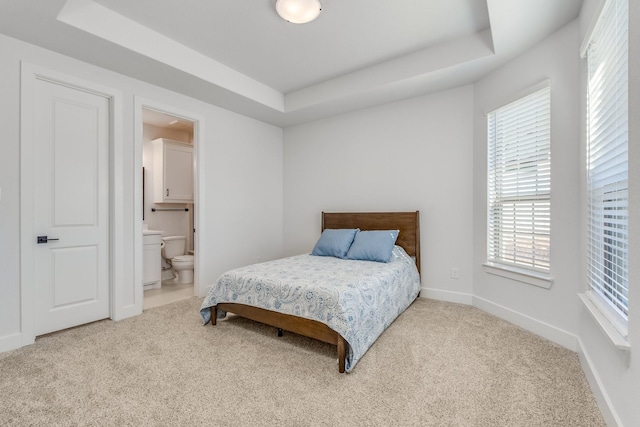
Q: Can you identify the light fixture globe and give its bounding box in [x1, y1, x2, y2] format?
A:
[276, 0, 322, 24]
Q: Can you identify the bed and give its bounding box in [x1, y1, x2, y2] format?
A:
[200, 211, 421, 373]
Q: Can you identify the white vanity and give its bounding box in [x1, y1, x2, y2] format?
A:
[143, 229, 163, 290]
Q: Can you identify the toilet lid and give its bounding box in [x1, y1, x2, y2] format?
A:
[173, 255, 193, 262]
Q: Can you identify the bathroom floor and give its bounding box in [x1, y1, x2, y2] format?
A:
[143, 279, 194, 310]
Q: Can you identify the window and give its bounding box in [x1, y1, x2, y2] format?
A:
[585, 0, 629, 321]
[487, 86, 551, 276]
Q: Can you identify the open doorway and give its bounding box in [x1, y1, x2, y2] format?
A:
[140, 107, 198, 310]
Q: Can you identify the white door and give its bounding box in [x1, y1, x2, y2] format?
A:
[33, 78, 110, 336]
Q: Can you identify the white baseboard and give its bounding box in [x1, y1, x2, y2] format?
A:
[420, 287, 473, 305]
[576, 337, 622, 427]
[0, 332, 23, 353]
[423, 291, 618, 425]
[422, 290, 577, 350]
[472, 295, 578, 351]
[112, 304, 143, 321]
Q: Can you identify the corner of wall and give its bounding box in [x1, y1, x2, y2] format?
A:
[420, 287, 473, 305]
[576, 337, 623, 427]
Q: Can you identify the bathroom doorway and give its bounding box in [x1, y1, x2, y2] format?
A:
[136, 102, 202, 310]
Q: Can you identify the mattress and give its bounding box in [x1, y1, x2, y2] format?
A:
[200, 245, 421, 372]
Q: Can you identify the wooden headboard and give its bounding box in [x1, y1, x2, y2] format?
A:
[321, 211, 421, 275]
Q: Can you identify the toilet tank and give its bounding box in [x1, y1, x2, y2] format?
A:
[161, 235, 186, 259]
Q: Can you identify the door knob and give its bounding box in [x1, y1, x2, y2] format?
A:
[37, 236, 59, 244]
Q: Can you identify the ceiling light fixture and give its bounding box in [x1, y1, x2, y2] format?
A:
[275, 0, 322, 24]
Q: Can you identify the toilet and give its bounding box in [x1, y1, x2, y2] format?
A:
[160, 235, 194, 284]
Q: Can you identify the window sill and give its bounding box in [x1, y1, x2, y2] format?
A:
[483, 263, 553, 289]
[578, 292, 630, 351]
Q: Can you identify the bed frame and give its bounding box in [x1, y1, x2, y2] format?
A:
[210, 211, 421, 373]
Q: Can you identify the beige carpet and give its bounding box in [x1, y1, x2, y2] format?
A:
[0, 297, 605, 426]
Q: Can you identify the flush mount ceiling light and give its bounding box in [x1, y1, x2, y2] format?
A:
[275, 0, 322, 24]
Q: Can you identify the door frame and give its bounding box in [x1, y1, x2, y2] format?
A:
[133, 97, 205, 300]
[20, 62, 124, 345]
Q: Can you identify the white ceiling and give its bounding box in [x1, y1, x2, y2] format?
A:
[142, 108, 194, 132]
[0, 0, 583, 126]
[92, 0, 492, 94]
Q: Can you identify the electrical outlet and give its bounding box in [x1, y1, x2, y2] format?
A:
[451, 268, 460, 279]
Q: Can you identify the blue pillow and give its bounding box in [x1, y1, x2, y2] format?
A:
[345, 230, 399, 263]
[311, 228, 359, 258]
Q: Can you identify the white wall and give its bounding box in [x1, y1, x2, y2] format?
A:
[283, 86, 475, 299]
[0, 33, 283, 351]
[472, 21, 582, 347]
[0, 37, 22, 344]
[473, 5, 640, 425]
[575, 1, 640, 426]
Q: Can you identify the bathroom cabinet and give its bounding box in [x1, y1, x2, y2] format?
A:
[143, 231, 162, 290]
[152, 138, 194, 203]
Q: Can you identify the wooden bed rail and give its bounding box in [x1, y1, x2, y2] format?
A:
[211, 304, 348, 373]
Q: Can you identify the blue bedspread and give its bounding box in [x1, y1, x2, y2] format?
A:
[200, 246, 421, 372]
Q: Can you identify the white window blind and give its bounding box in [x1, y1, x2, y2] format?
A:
[586, 0, 629, 319]
[487, 86, 551, 273]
